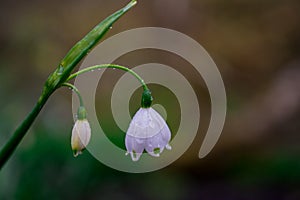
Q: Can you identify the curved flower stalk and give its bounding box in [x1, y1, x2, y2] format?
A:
[62, 83, 91, 157]
[125, 90, 172, 161]
[0, 1, 137, 169]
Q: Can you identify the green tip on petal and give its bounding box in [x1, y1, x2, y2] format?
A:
[73, 150, 82, 157]
[153, 148, 160, 155]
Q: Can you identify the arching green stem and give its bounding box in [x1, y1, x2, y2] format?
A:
[62, 83, 87, 120]
[67, 64, 149, 91]
[62, 83, 84, 107]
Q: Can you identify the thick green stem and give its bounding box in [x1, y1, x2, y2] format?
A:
[0, 91, 52, 170]
[67, 64, 149, 91]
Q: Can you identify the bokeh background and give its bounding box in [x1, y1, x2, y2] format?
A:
[1, 0, 300, 199]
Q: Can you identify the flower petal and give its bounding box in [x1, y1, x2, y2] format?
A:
[125, 107, 172, 161]
[145, 133, 165, 157]
[127, 108, 167, 139]
[71, 119, 91, 157]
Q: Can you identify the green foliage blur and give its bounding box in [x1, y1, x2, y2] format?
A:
[1, 0, 300, 199]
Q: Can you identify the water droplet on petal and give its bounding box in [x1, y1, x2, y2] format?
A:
[166, 144, 172, 150]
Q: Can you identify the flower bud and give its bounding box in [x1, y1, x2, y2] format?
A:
[71, 107, 91, 157]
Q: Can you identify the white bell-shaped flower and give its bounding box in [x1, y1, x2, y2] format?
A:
[125, 107, 172, 161]
[71, 106, 91, 157]
[71, 119, 91, 157]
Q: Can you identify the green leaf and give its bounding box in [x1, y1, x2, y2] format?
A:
[44, 0, 137, 94]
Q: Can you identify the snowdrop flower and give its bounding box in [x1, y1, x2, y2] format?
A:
[71, 106, 91, 157]
[125, 90, 171, 161]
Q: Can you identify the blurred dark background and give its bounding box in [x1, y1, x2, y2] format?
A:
[1, 0, 300, 199]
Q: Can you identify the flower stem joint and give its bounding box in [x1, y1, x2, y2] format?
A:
[141, 89, 153, 108]
[77, 106, 87, 120]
